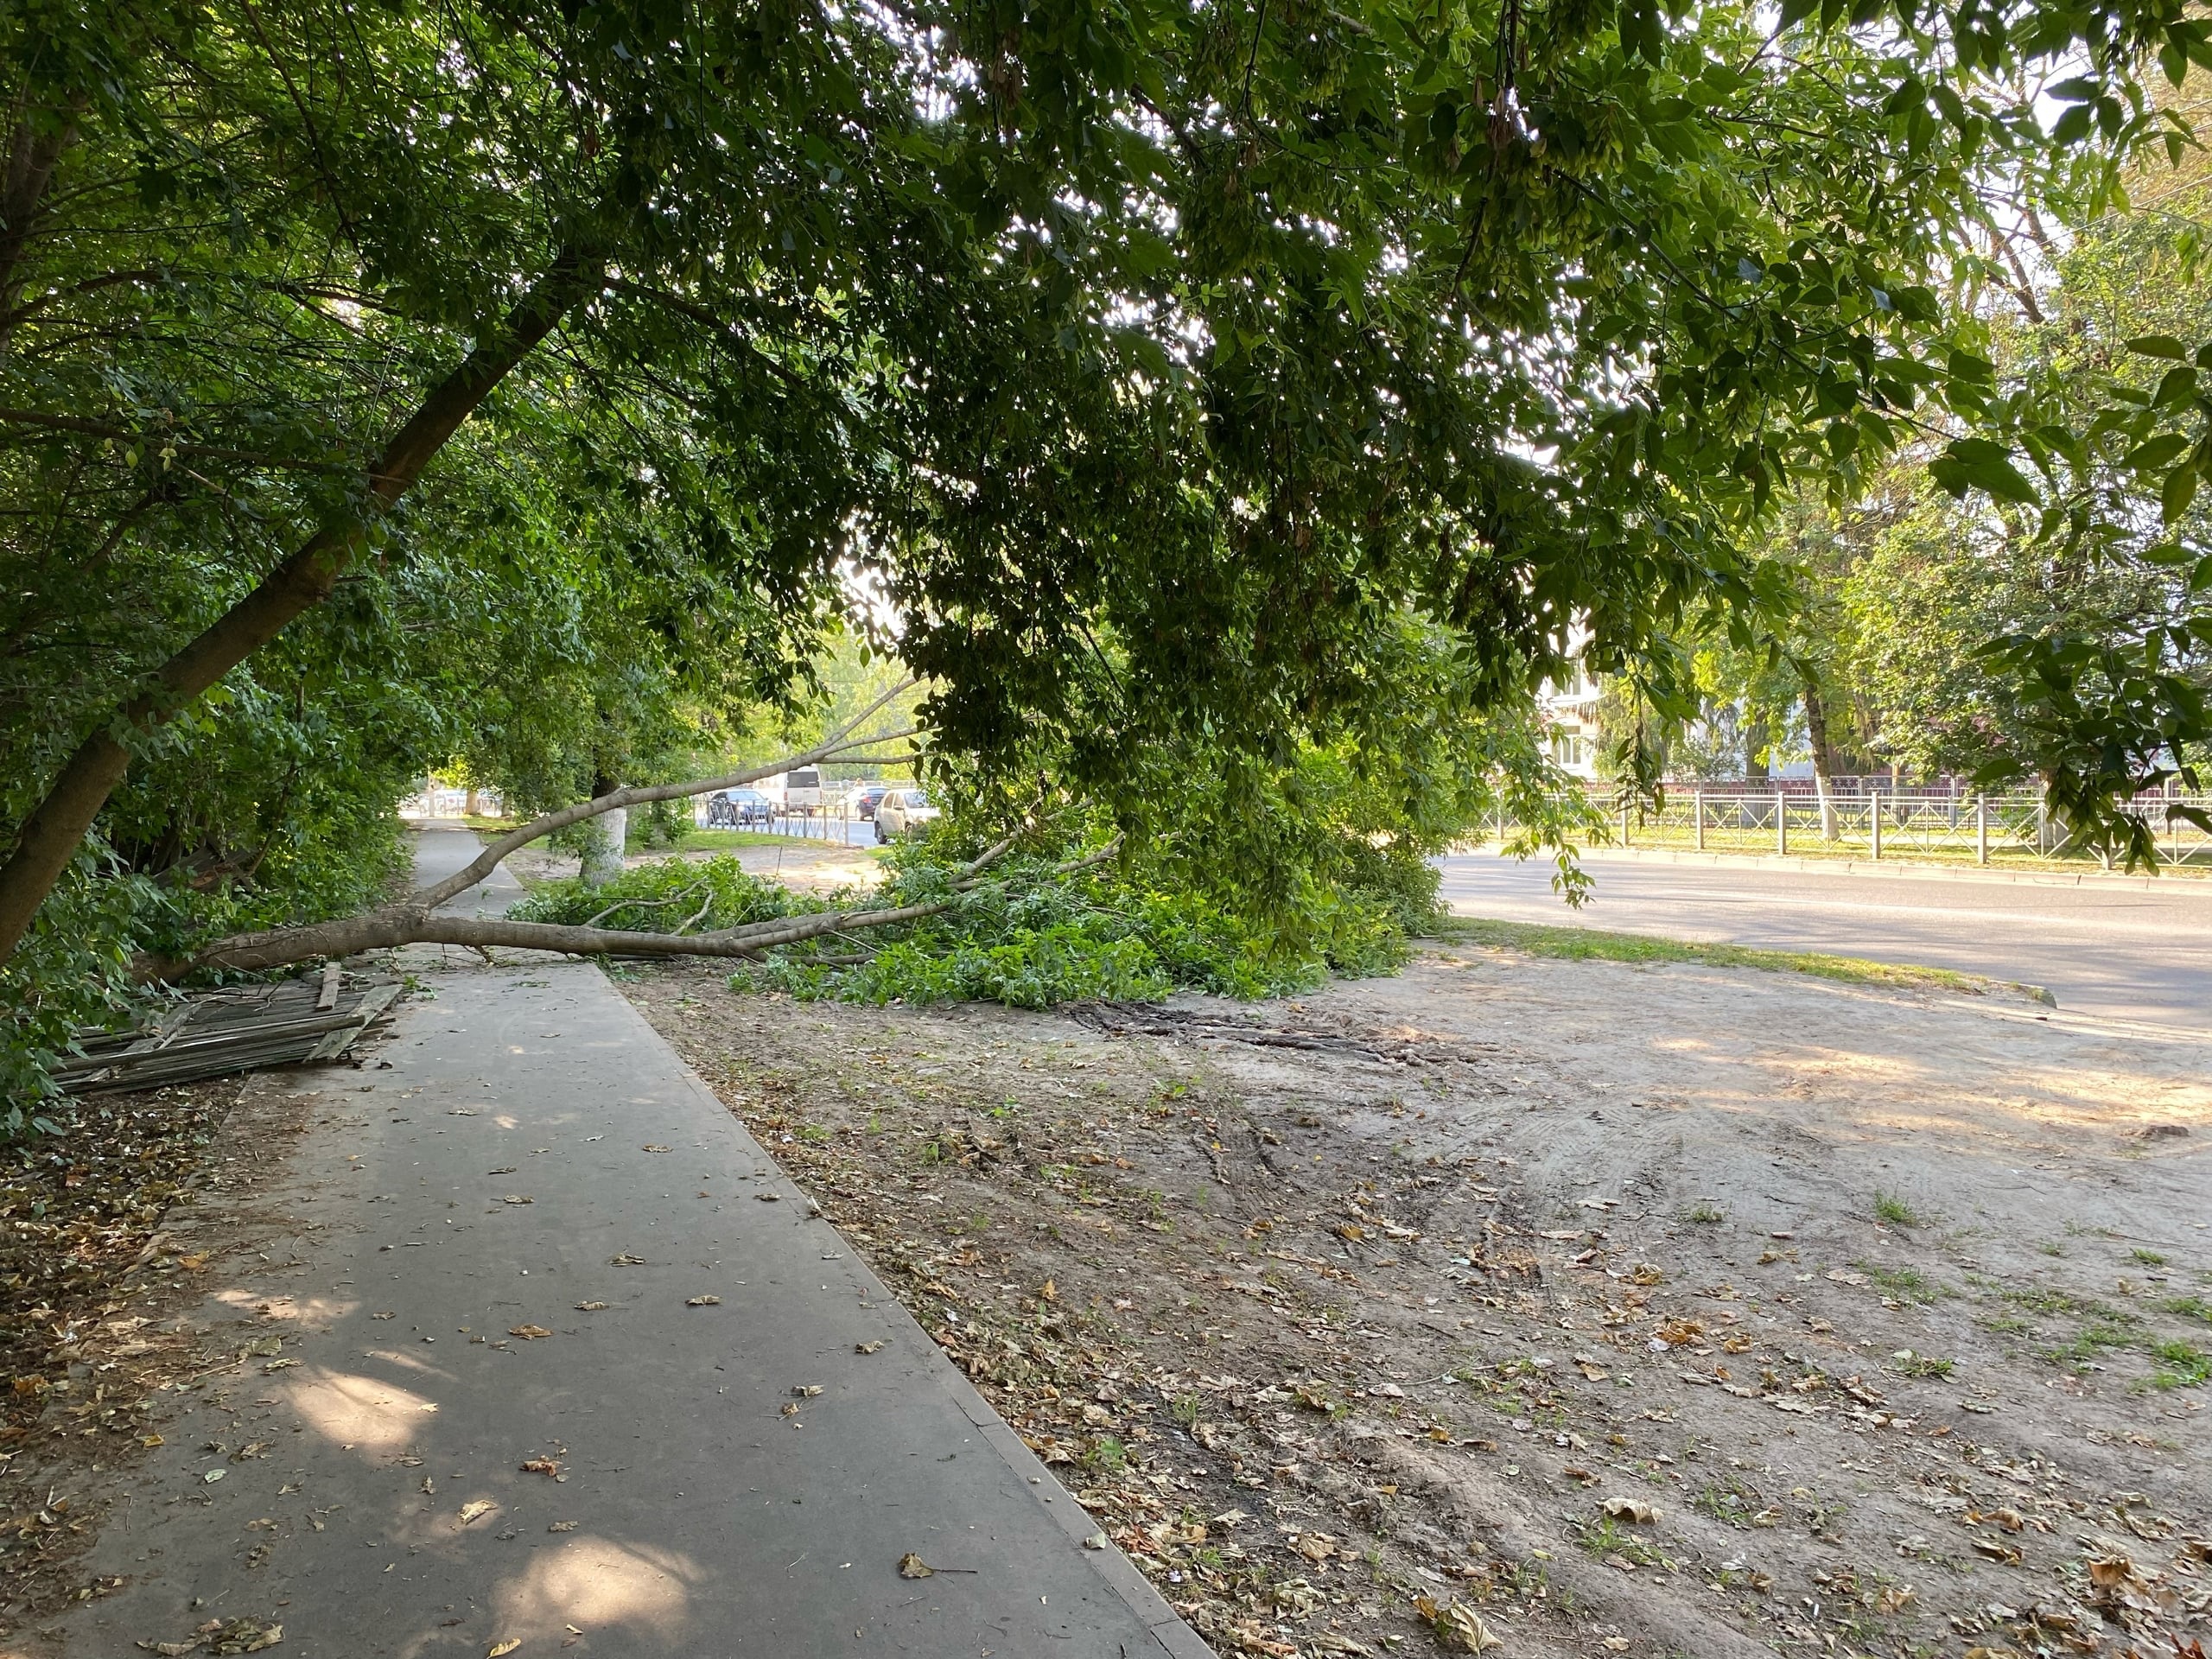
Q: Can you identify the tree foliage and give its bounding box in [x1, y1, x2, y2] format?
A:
[0, 0, 2205, 1065]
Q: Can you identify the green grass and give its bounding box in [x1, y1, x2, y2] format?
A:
[1428, 917, 2052, 1004]
[2147, 1340, 2211, 1389]
[1575, 1516, 1669, 1567]
[1888, 1352, 1955, 1379]
[2164, 1296, 2212, 1325]
[1873, 1191, 1922, 1228]
[1859, 1263, 1949, 1304]
[1683, 1201, 1726, 1224]
[2130, 1249, 2168, 1267]
[663, 826, 887, 855]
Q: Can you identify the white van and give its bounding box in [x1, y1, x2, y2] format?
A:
[783, 766, 823, 817]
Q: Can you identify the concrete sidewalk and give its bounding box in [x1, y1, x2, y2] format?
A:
[54, 830, 1205, 1658]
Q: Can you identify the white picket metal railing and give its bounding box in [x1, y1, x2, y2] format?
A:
[1504, 786, 2212, 869]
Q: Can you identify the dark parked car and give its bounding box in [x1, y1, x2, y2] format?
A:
[849, 782, 893, 821]
[705, 788, 773, 829]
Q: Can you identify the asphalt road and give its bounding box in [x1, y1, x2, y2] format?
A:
[1433, 852, 2212, 1032]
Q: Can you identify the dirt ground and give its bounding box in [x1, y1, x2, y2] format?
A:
[0, 1072, 322, 1638]
[622, 944, 2212, 1659]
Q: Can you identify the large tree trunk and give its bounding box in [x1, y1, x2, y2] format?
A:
[0, 253, 602, 967]
[1802, 680, 1839, 841]
[580, 767, 626, 887]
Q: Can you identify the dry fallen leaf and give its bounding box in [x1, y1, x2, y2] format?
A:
[685, 1295, 721, 1307]
[1416, 1596, 1503, 1653]
[855, 1340, 886, 1354]
[608, 1254, 646, 1265]
[1039, 1278, 1057, 1301]
[509, 1325, 553, 1340]
[792, 1384, 823, 1398]
[136, 1643, 197, 1656]
[779, 1402, 799, 1417]
[575, 1301, 608, 1312]
[549, 1520, 579, 1533]
[202, 1619, 283, 1654]
[1602, 1497, 1660, 1525]
[458, 1499, 498, 1526]
[755, 1192, 781, 1203]
[520, 1459, 562, 1478]
[501, 1195, 533, 1205]
[897, 1553, 933, 1579]
[641, 1144, 671, 1153]
[487, 1641, 522, 1657]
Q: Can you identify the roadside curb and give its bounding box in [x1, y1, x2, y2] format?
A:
[1463, 842, 2209, 894]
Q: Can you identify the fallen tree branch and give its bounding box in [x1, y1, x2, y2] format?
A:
[157, 833, 1120, 979]
[411, 682, 918, 909]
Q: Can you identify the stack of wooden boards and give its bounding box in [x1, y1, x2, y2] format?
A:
[56, 964, 403, 1095]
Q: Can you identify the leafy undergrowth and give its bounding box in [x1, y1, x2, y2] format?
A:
[513, 849, 1411, 1008]
[507, 855, 816, 934]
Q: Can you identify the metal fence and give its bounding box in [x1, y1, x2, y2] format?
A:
[1509, 787, 2212, 869]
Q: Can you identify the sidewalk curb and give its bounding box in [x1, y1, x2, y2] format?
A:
[1467, 842, 2210, 894]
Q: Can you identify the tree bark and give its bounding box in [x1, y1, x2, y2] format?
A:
[0, 251, 603, 967]
[175, 893, 960, 976]
[580, 805, 627, 887]
[1802, 679, 1838, 841]
[0, 102, 79, 360]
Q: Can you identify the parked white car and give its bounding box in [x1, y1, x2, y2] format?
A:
[874, 787, 941, 842]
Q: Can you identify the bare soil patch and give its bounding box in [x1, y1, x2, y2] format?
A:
[623, 944, 2212, 1659]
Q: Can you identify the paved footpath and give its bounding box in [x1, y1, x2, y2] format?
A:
[54, 827, 1205, 1658]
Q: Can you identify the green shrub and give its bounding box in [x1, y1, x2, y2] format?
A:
[508, 855, 814, 933]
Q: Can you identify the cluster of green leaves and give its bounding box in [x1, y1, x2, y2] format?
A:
[1582, 99, 2212, 857]
[506, 856, 813, 935]
[0, 849, 164, 1116]
[743, 845, 1385, 1008]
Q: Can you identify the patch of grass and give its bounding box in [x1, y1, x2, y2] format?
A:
[1859, 1263, 1949, 1304]
[1976, 1313, 2034, 1335]
[2130, 1248, 2168, 1267]
[1888, 1352, 1955, 1379]
[1428, 917, 2051, 1004]
[2147, 1340, 2210, 1389]
[2164, 1295, 2212, 1325]
[1872, 1191, 1921, 1228]
[2002, 1286, 2094, 1316]
[2049, 1317, 2142, 1370]
[1691, 1478, 1770, 1528]
[1082, 1435, 1128, 1473]
[1682, 1201, 1726, 1224]
[664, 826, 860, 853]
[1575, 1516, 1668, 1567]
